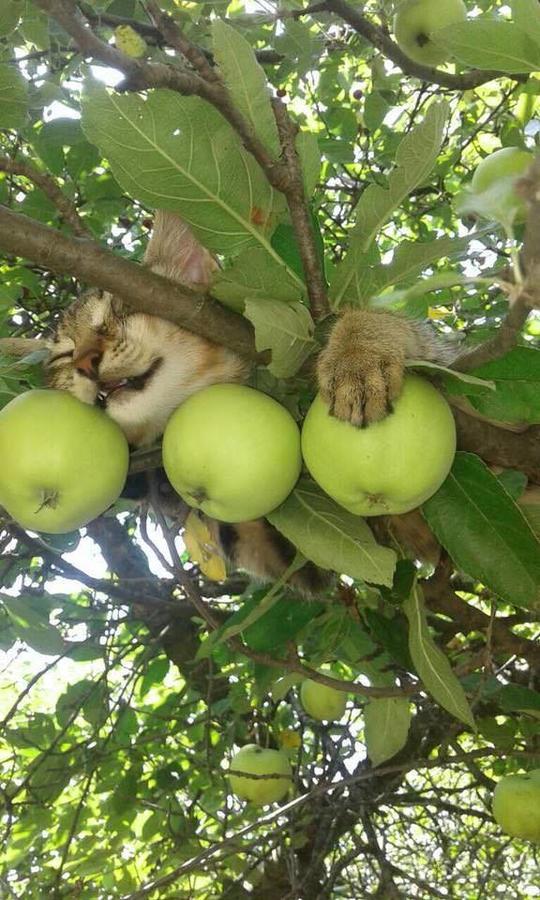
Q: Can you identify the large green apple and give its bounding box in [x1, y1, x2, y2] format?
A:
[492, 770, 540, 843]
[0, 390, 129, 533]
[228, 744, 292, 805]
[393, 0, 466, 67]
[301, 375, 456, 517]
[470, 147, 534, 224]
[300, 677, 347, 722]
[162, 384, 302, 523]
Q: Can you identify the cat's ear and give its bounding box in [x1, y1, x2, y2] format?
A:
[143, 211, 218, 290]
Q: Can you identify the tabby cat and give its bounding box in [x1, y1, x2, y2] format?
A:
[44, 211, 447, 591]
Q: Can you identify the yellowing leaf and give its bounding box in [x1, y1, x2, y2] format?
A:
[184, 511, 227, 581]
[278, 729, 302, 750]
[114, 25, 147, 59]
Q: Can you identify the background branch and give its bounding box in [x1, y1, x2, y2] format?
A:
[322, 0, 518, 90]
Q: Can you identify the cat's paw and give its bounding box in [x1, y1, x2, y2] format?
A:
[317, 346, 404, 427]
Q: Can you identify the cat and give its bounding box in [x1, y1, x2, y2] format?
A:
[44, 211, 448, 592]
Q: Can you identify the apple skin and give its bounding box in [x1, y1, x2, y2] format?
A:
[300, 678, 347, 722]
[393, 0, 466, 67]
[162, 384, 302, 523]
[301, 375, 456, 517]
[471, 147, 534, 223]
[492, 770, 540, 843]
[0, 390, 129, 533]
[228, 745, 292, 805]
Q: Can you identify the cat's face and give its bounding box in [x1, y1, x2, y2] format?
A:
[46, 290, 246, 447]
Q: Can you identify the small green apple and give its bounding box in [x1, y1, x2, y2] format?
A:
[492, 770, 540, 843]
[162, 384, 302, 523]
[228, 744, 292, 805]
[300, 677, 347, 722]
[0, 390, 129, 533]
[470, 146, 534, 224]
[301, 375, 456, 517]
[393, 0, 467, 67]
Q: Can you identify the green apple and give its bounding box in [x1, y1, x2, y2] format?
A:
[0, 390, 129, 533]
[162, 384, 301, 523]
[470, 146, 534, 224]
[228, 744, 292, 805]
[300, 677, 347, 722]
[492, 770, 540, 843]
[393, 0, 466, 67]
[301, 375, 456, 517]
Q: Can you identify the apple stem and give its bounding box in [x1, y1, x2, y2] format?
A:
[35, 489, 60, 513]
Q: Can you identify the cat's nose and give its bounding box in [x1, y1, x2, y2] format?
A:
[74, 349, 102, 379]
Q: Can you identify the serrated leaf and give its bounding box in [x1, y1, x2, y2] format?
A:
[330, 102, 449, 306]
[212, 247, 305, 311]
[423, 453, 540, 610]
[212, 21, 280, 156]
[434, 21, 540, 73]
[403, 584, 475, 728]
[267, 479, 397, 586]
[81, 83, 299, 279]
[244, 298, 316, 377]
[364, 697, 411, 766]
[441, 348, 540, 425]
[0, 64, 28, 129]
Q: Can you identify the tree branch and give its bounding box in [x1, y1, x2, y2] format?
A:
[0, 155, 90, 237]
[0, 206, 259, 361]
[322, 0, 519, 90]
[454, 407, 540, 484]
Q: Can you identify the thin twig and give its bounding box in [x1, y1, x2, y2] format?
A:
[0, 155, 90, 237]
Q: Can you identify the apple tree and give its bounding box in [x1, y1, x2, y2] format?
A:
[0, 1, 539, 897]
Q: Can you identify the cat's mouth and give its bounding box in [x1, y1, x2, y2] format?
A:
[96, 358, 163, 406]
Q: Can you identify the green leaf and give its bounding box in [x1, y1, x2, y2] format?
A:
[81, 83, 296, 272]
[2, 593, 66, 655]
[513, 0, 540, 45]
[403, 584, 475, 728]
[139, 656, 170, 696]
[244, 298, 316, 377]
[495, 684, 540, 713]
[212, 247, 305, 311]
[330, 102, 449, 307]
[364, 697, 411, 766]
[267, 478, 397, 587]
[0, 64, 28, 129]
[405, 358, 495, 391]
[441, 348, 540, 425]
[355, 234, 472, 307]
[212, 21, 280, 156]
[56, 680, 96, 728]
[0, 1, 21, 37]
[423, 453, 540, 611]
[434, 21, 540, 73]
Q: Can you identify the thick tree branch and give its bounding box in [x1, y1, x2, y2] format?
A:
[0, 206, 258, 360]
[0, 155, 89, 237]
[454, 407, 540, 484]
[322, 0, 518, 90]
